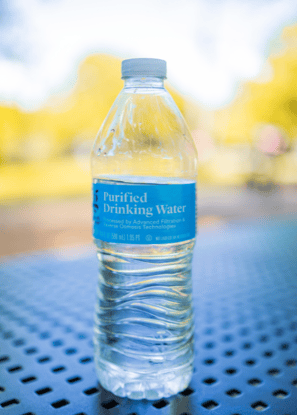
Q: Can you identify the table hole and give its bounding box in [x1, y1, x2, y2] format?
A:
[16, 317, 26, 326]
[8, 365, 23, 373]
[74, 413, 87, 415]
[286, 359, 296, 367]
[65, 348, 77, 355]
[51, 399, 70, 409]
[180, 387, 194, 396]
[77, 332, 87, 340]
[279, 343, 290, 350]
[0, 398, 20, 408]
[226, 388, 241, 397]
[52, 366, 66, 373]
[248, 378, 262, 386]
[25, 347, 38, 355]
[225, 368, 237, 375]
[224, 350, 235, 357]
[21, 376, 37, 384]
[38, 356, 51, 363]
[222, 334, 233, 342]
[242, 342, 253, 350]
[203, 358, 216, 365]
[52, 340, 63, 347]
[67, 376, 82, 384]
[79, 357, 92, 364]
[272, 389, 288, 399]
[201, 399, 219, 410]
[292, 379, 297, 387]
[0, 387, 5, 392]
[251, 401, 268, 411]
[13, 338, 26, 347]
[28, 324, 38, 333]
[101, 399, 119, 409]
[39, 332, 51, 339]
[22, 412, 36, 415]
[35, 387, 53, 395]
[267, 368, 280, 376]
[255, 321, 265, 330]
[259, 335, 269, 343]
[83, 387, 99, 396]
[3, 331, 14, 339]
[0, 355, 9, 363]
[239, 327, 249, 336]
[263, 351, 274, 358]
[153, 399, 169, 409]
[274, 328, 284, 336]
[64, 326, 73, 333]
[203, 377, 217, 385]
[270, 317, 279, 325]
[245, 359, 256, 366]
[204, 342, 215, 349]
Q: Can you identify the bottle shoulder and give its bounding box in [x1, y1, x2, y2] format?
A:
[91, 88, 198, 179]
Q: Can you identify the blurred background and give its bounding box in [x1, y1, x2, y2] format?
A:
[1, 0, 297, 257]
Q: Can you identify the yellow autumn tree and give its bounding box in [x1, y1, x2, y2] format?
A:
[214, 23, 297, 144]
[0, 54, 202, 201]
[0, 54, 201, 164]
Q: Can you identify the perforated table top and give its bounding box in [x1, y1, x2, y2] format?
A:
[0, 214, 297, 415]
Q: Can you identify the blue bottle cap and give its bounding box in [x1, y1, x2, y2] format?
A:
[121, 58, 167, 79]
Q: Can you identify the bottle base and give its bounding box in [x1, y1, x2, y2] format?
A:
[95, 357, 193, 400]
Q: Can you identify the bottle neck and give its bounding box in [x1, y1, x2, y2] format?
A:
[123, 76, 165, 90]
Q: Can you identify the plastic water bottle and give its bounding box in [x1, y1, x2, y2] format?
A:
[91, 58, 198, 400]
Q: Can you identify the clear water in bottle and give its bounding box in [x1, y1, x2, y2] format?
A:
[91, 59, 198, 400]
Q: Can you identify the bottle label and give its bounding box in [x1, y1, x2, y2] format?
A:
[93, 182, 196, 244]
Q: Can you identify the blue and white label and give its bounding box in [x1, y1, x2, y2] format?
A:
[93, 182, 196, 244]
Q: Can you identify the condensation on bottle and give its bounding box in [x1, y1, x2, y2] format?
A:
[91, 58, 198, 400]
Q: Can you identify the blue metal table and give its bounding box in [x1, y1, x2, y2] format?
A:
[0, 215, 297, 414]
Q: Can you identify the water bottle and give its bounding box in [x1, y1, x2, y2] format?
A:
[91, 58, 198, 400]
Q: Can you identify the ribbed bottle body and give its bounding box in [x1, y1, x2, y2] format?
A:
[91, 72, 197, 399]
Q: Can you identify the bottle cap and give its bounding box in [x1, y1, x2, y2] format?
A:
[121, 58, 167, 79]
